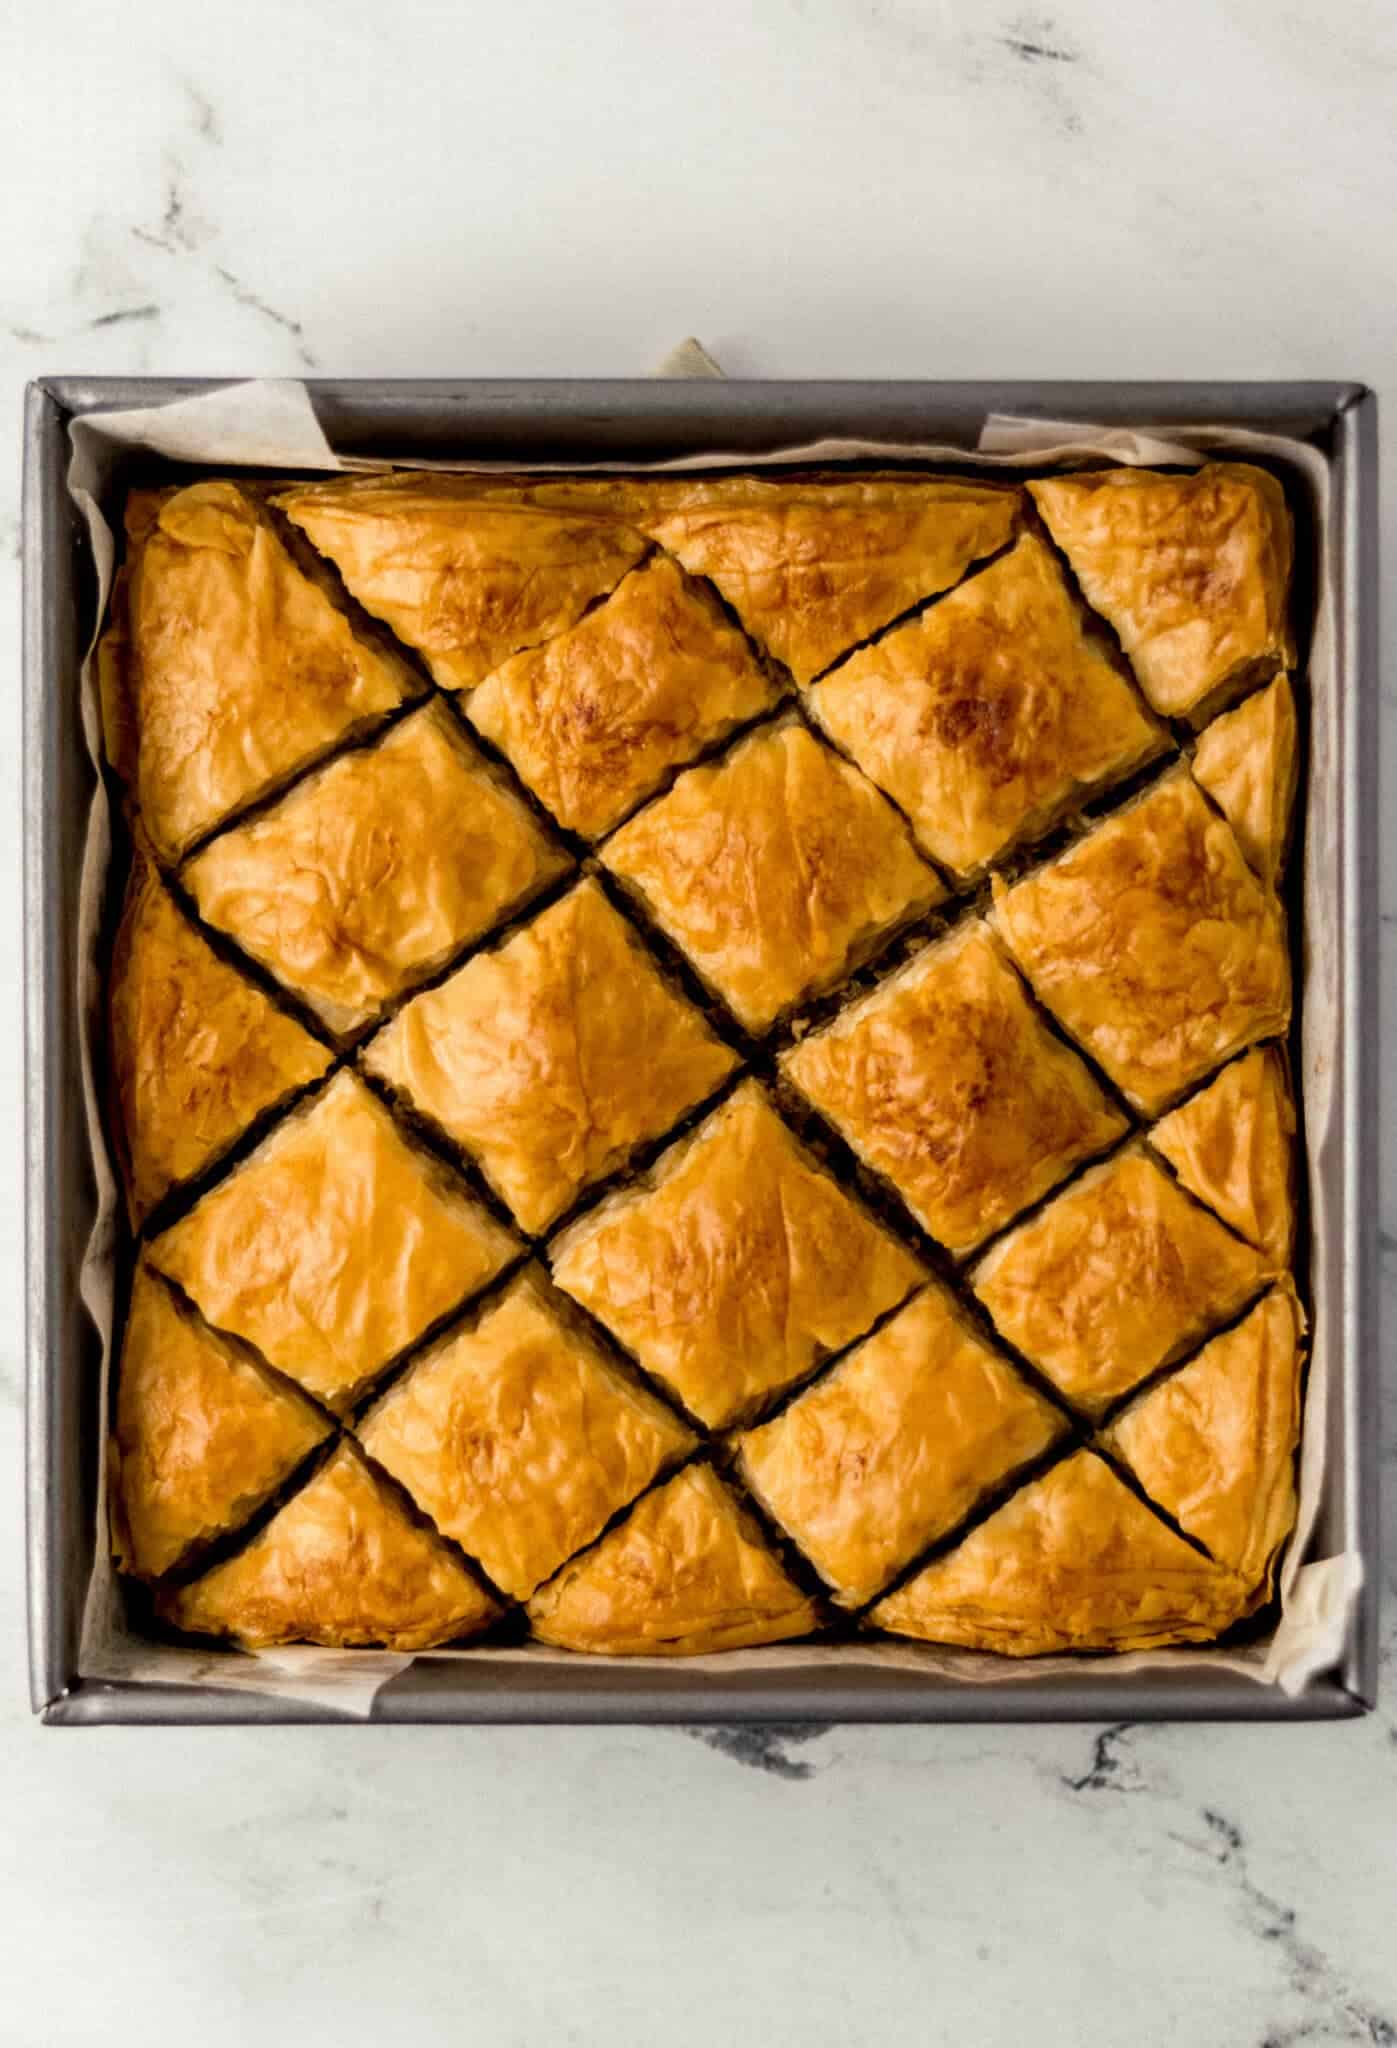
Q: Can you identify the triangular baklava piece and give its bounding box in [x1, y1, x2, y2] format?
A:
[1191, 673, 1299, 883]
[527, 1464, 820, 1655]
[112, 1261, 332, 1579]
[276, 474, 650, 693]
[643, 473, 1018, 684]
[150, 1071, 518, 1412]
[108, 858, 332, 1222]
[808, 535, 1163, 879]
[871, 1449, 1249, 1654]
[1028, 464, 1292, 720]
[1150, 1046, 1296, 1264]
[100, 481, 419, 860]
[1103, 1283, 1304, 1595]
[164, 1442, 499, 1649]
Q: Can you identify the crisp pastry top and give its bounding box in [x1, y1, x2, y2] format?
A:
[1150, 1046, 1296, 1265]
[362, 879, 738, 1234]
[150, 1070, 518, 1412]
[276, 474, 650, 693]
[808, 535, 1163, 879]
[526, 1463, 820, 1656]
[108, 858, 331, 1222]
[112, 1261, 331, 1580]
[1191, 673, 1298, 883]
[164, 1442, 500, 1651]
[184, 700, 568, 1036]
[603, 719, 943, 1034]
[870, 1449, 1249, 1655]
[992, 767, 1291, 1114]
[738, 1284, 1065, 1606]
[971, 1148, 1273, 1416]
[467, 554, 780, 838]
[781, 921, 1128, 1256]
[100, 482, 418, 861]
[642, 474, 1019, 685]
[1103, 1282, 1304, 1593]
[1028, 464, 1293, 720]
[550, 1081, 923, 1429]
[104, 459, 1309, 1666]
[358, 1268, 693, 1599]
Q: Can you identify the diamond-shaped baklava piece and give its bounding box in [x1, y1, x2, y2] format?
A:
[358, 1269, 694, 1599]
[992, 767, 1291, 1114]
[151, 1071, 518, 1412]
[737, 1283, 1065, 1606]
[808, 535, 1163, 880]
[163, 1442, 500, 1650]
[526, 1464, 820, 1655]
[100, 482, 419, 860]
[362, 879, 738, 1233]
[551, 1081, 922, 1429]
[468, 554, 780, 837]
[603, 720, 943, 1034]
[108, 858, 332, 1223]
[642, 474, 1018, 685]
[184, 700, 568, 1036]
[781, 921, 1128, 1256]
[276, 474, 650, 693]
[112, 1261, 332, 1580]
[870, 1448, 1249, 1654]
[1103, 1282, 1304, 1596]
[1191, 672, 1298, 883]
[1150, 1046, 1296, 1265]
[971, 1149, 1273, 1417]
[1028, 464, 1293, 720]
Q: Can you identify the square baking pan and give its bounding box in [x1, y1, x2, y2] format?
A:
[24, 377, 1381, 1725]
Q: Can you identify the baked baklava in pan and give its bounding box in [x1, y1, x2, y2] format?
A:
[101, 459, 1306, 1660]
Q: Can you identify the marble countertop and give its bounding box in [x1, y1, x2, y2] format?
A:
[3, 1, 1393, 2041]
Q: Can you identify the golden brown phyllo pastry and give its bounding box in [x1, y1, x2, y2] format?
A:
[992, 767, 1291, 1115]
[602, 718, 943, 1034]
[101, 480, 419, 861]
[108, 859, 332, 1223]
[1028, 463, 1292, 720]
[103, 452, 1307, 1663]
[807, 534, 1163, 879]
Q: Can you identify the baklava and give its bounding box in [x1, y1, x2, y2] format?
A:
[103, 456, 1307, 1661]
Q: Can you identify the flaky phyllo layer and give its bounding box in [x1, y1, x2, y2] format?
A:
[103, 463, 1303, 1657]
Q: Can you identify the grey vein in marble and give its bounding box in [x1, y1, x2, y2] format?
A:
[682, 1722, 834, 1781]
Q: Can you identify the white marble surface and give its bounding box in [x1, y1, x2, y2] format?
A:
[3, 1, 1394, 2041]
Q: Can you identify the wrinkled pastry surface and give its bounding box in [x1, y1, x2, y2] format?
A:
[992, 768, 1291, 1114]
[809, 535, 1162, 878]
[603, 721, 943, 1033]
[363, 879, 738, 1232]
[527, 1464, 819, 1655]
[165, 1443, 499, 1650]
[871, 1449, 1250, 1654]
[359, 1270, 693, 1598]
[550, 1081, 922, 1428]
[739, 1284, 1065, 1604]
[783, 920, 1128, 1255]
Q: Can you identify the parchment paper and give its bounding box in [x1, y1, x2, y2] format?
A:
[68, 362, 1361, 1717]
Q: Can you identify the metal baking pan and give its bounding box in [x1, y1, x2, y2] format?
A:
[24, 377, 1381, 1725]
